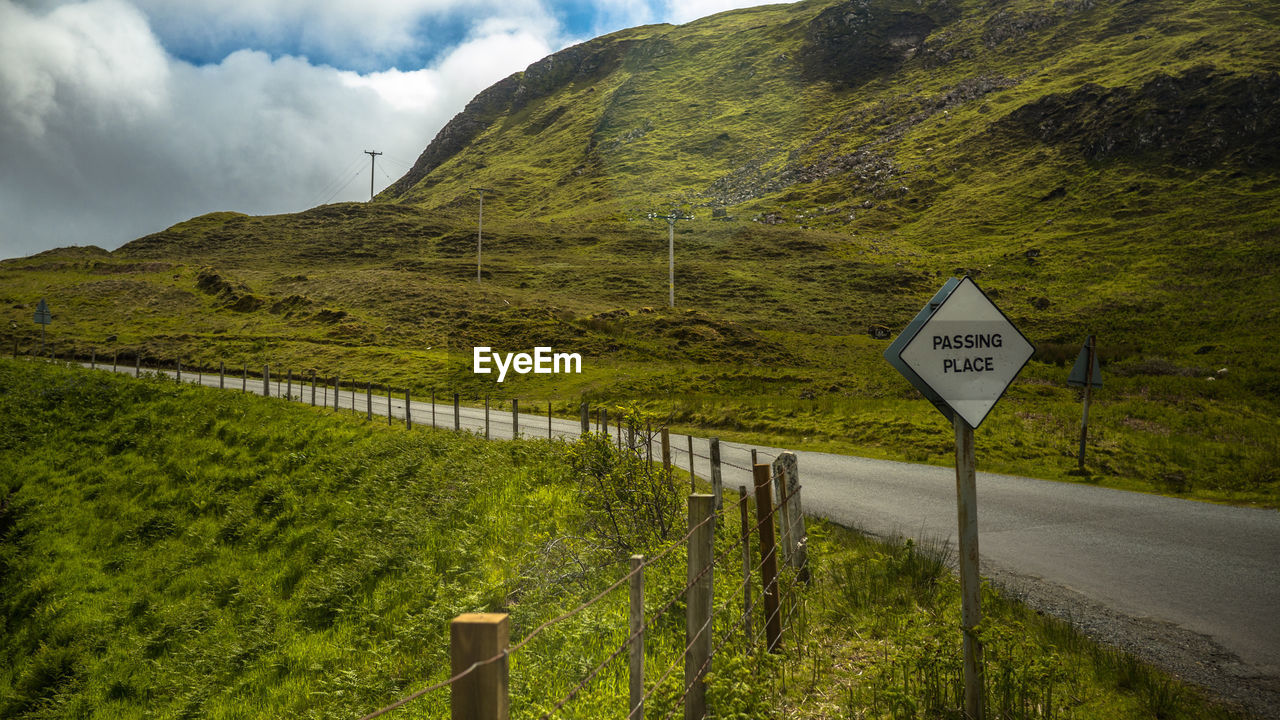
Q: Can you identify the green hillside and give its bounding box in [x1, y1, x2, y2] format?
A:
[2, 0, 1278, 503]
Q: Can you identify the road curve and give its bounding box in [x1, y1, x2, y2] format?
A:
[89, 363, 1280, 714]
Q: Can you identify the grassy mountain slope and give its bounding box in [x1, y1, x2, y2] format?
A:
[1, 0, 1278, 502]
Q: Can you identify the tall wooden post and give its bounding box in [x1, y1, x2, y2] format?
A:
[454, 393, 461, 431]
[512, 399, 519, 438]
[709, 439, 723, 510]
[450, 613, 509, 720]
[287, 369, 292, 399]
[333, 376, 340, 410]
[405, 389, 412, 429]
[687, 435, 696, 493]
[579, 402, 589, 435]
[136, 352, 142, 378]
[241, 362, 246, 391]
[431, 390, 436, 428]
[113, 351, 118, 372]
[739, 487, 753, 648]
[90, 350, 95, 369]
[685, 494, 714, 720]
[753, 463, 781, 652]
[1078, 334, 1096, 472]
[176, 359, 181, 383]
[219, 361, 225, 389]
[661, 427, 671, 475]
[955, 415, 984, 720]
[367, 382, 373, 421]
[600, 407, 608, 439]
[262, 364, 269, 397]
[485, 396, 490, 439]
[629, 554, 645, 720]
[386, 383, 392, 425]
[311, 371, 316, 406]
[548, 402, 553, 439]
[773, 452, 808, 581]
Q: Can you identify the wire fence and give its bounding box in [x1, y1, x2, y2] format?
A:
[23, 348, 813, 718]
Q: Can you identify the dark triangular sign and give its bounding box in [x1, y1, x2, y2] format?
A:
[1068, 338, 1101, 388]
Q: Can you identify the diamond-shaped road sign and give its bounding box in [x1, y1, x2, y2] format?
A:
[885, 277, 1034, 429]
[33, 298, 51, 325]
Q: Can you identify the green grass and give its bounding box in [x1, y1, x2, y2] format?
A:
[0, 360, 1254, 718]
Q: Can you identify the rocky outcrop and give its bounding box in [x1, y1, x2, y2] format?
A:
[1000, 68, 1280, 167]
[801, 0, 947, 87]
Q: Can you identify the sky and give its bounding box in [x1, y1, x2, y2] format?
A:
[0, 0, 791, 260]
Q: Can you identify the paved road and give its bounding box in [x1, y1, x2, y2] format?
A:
[93, 363, 1280, 712]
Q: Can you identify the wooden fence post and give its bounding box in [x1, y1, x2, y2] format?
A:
[646, 421, 653, 466]
[113, 351, 118, 372]
[367, 382, 373, 421]
[579, 402, 589, 435]
[386, 383, 392, 425]
[405, 389, 412, 429]
[198, 365, 202, 386]
[548, 402, 553, 440]
[512, 399, 519, 439]
[771, 461, 791, 571]
[241, 362, 246, 391]
[287, 369, 292, 399]
[685, 494, 714, 720]
[454, 393, 460, 431]
[687, 435, 696, 493]
[485, 396, 490, 439]
[431, 390, 436, 428]
[629, 554, 645, 720]
[754, 463, 782, 653]
[310, 371, 316, 406]
[90, 350, 95, 370]
[739, 488, 753, 649]
[333, 376, 340, 410]
[661, 427, 671, 476]
[601, 407, 608, 439]
[773, 452, 809, 582]
[263, 364, 269, 397]
[176, 359, 182, 383]
[136, 352, 142, 378]
[219, 361, 225, 389]
[450, 613, 510, 720]
[709, 439, 723, 511]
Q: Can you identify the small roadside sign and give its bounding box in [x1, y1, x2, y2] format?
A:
[1067, 338, 1102, 388]
[885, 276, 1034, 429]
[33, 298, 51, 325]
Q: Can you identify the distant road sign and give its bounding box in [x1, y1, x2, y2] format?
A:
[1068, 338, 1102, 388]
[886, 277, 1034, 428]
[33, 298, 51, 325]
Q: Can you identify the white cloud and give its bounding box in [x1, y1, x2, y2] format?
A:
[662, 0, 796, 26]
[0, 0, 559, 259]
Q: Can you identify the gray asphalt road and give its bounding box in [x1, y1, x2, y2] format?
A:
[96, 362, 1280, 712]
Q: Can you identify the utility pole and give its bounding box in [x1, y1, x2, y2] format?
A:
[648, 212, 693, 307]
[472, 187, 494, 283]
[364, 150, 382, 201]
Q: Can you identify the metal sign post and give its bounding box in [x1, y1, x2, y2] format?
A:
[33, 298, 51, 356]
[1068, 335, 1102, 472]
[885, 277, 1034, 720]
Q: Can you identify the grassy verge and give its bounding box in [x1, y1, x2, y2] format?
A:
[0, 360, 1257, 718]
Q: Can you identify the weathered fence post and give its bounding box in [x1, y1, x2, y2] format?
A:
[405, 389, 412, 429]
[113, 351, 118, 372]
[386, 383, 392, 425]
[241, 362, 246, 391]
[90, 350, 95, 370]
[772, 452, 808, 581]
[709, 439, 723, 511]
[287, 369, 292, 400]
[450, 613, 510, 720]
[137, 352, 142, 378]
[661, 427, 672, 476]
[687, 435, 696, 493]
[600, 407, 608, 439]
[548, 402, 553, 440]
[686, 494, 715, 720]
[454, 393, 461, 431]
[771, 463, 791, 571]
[512, 399, 519, 439]
[310, 371, 316, 406]
[333, 376, 340, 410]
[739, 487, 753, 649]
[176, 359, 181, 383]
[431, 390, 436, 428]
[753, 463, 782, 653]
[629, 554, 645, 720]
[263, 364, 270, 397]
[366, 382, 373, 421]
[198, 366, 202, 386]
[485, 396, 491, 439]
[580, 402, 589, 435]
[219, 361, 225, 389]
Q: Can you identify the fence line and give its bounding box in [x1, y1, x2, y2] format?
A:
[22, 348, 813, 718]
